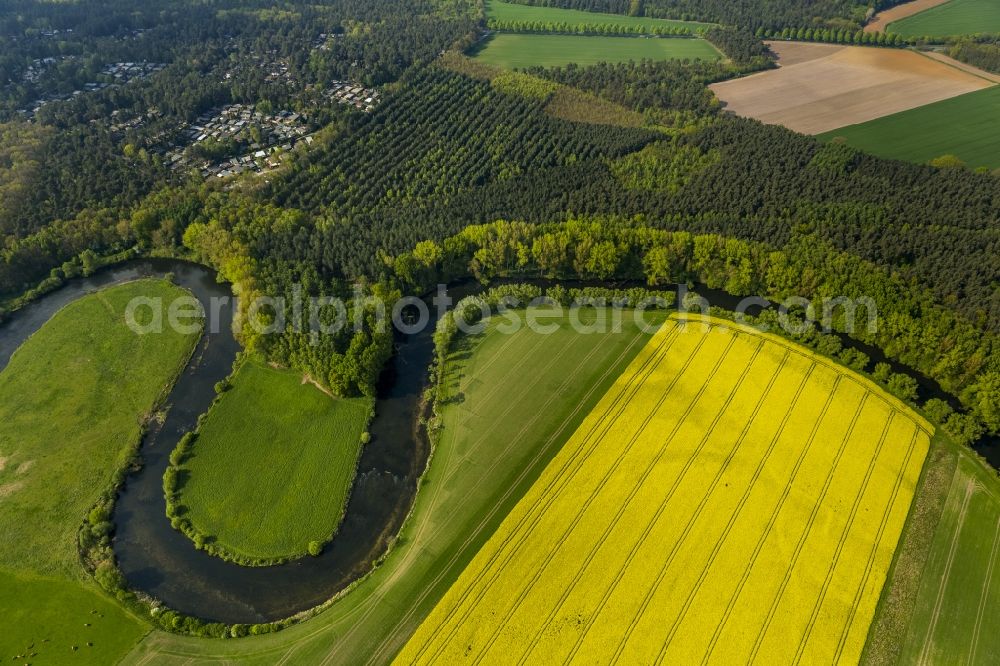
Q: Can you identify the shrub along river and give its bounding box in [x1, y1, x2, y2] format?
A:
[0, 259, 995, 624]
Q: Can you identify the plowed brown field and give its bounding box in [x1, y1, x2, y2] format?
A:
[709, 42, 993, 134]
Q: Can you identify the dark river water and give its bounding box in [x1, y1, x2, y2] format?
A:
[0, 262, 996, 624]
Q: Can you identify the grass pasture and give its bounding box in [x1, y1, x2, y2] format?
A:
[819, 85, 1000, 170]
[890, 0, 1000, 39]
[486, 0, 713, 32]
[174, 360, 372, 562]
[124, 308, 665, 664]
[868, 440, 1000, 664]
[0, 279, 201, 664]
[711, 42, 992, 134]
[0, 570, 148, 666]
[474, 34, 721, 69]
[397, 314, 932, 664]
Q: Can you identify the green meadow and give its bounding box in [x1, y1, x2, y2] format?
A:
[486, 0, 713, 32]
[865, 436, 1000, 664]
[819, 86, 1000, 170]
[0, 279, 202, 664]
[890, 0, 1000, 39]
[175, 360, 373, 562]
[474, 33, 721, 69]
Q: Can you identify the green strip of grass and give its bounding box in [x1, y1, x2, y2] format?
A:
[890, 0, 1000, 39]
[0, 569, 148, 665]
[172, 360, 373, 564]
[0, 279, 202, 664]
[818, 86, 1000, 170]
[123, 308, 665, 664]
[486, 0, 713, 32]
[474, 33, 721, 69]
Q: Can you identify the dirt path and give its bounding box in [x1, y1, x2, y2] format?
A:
[920, 49, 1000, 83]
[865, 0, 953, 33]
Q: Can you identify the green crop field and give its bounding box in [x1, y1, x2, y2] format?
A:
[818, 86, 1000, 170]
[0, 279, 201, 665]
[474, 34, 721, 69]
[890, 0, 1000, 39]
[486, 0, 713, 32]
[124, 308, 666, 664]
[174, 360, 372, 562]
[864, 436, 1000, 665]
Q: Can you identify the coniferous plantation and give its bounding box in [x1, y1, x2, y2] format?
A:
[3, 0, 1000, 663]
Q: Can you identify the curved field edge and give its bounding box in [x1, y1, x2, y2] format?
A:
[121, 308, 667, 665]
[164, 359, 373, 566]
[0, 279, 203, 665]
[396, 313, 931, 664]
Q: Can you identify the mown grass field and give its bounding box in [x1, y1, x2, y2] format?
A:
[397, 314, 932, 664]
[819, 86, 1000, 170]
[890, 0, 1000, 39]
[175, 360, 372, 561]
[866, 437, 1000, 664]
[0, 279, 201, 665]
[474, 34, 721, 69]
[123, 308, 665, 664]
[486, 0, 713, 32]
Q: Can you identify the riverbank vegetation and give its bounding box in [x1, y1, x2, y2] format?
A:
[0, 279, 201, 664]
[164, 360, 373, 566]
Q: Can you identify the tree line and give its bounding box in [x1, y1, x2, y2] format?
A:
[392, 219, 1000, 445]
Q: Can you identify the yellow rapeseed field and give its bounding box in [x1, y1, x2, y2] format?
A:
[395, 314, 932, 665]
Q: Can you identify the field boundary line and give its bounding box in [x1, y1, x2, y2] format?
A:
[403, 323, 695, 663]
[700, 374, 845, 664]
[514, 339, 775, 664]
[793, 412, 907, 662]
[408, 324, 691, 664]
[353, 324, 661, 666]
[649, 359, 817, 662]
[914, 476, 974, 666]
[461, 331, 738, 666]
[968, 514, 1000, 665]
[571, 342, 784, 664]
[741, 390, 871, 664]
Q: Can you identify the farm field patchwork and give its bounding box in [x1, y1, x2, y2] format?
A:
[174, 360, 373, 561]
[890, 0, 1000, 39]
[123, 308, 667, 665]
[485, 0, 713, 32]
[710, 42, 994, 134]
[396, 314, 932, 665]
[474, 34, 722, 69]
[0, 279, 201, 665]
[819, 86, 1000, 170]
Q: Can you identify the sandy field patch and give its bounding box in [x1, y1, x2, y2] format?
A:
[709, 42, 993, 134]
[865, 0, 953, 33]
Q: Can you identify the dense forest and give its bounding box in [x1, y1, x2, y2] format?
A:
[2, 0, 999, 428]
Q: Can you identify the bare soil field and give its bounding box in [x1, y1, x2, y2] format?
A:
[865, 0, 952, 33]
[709, 42, 993, 134]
